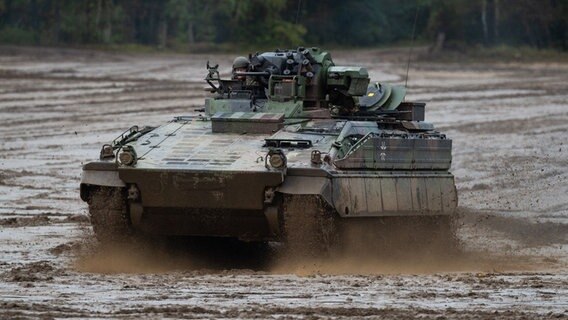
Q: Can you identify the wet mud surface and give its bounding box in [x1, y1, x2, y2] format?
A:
[0, 46, 567, 318]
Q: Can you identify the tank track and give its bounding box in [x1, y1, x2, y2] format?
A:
[88, 187, 133, 244]
[282, 195, 336, 257]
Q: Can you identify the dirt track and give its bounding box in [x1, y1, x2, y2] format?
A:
[0, 46, 567, 319]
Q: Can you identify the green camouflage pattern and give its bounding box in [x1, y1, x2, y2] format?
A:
[80, 47, 457, 241]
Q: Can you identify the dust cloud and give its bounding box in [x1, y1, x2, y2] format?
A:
[74, 208, 558, 276]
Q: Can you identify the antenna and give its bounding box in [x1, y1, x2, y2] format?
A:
[405, 0, 420, 89]
[295, 0, 302, 25]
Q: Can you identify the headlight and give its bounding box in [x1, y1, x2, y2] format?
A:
[269, 153, 285, 168]
[118, 146, 137, 166]
[310, 150, 322, 165]
[266, 149, 287, 169]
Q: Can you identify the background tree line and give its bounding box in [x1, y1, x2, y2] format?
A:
[0, 0, 566, 51]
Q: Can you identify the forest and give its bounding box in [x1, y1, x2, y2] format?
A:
[0, 0, 566, 51]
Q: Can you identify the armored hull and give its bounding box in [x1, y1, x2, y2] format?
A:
[80, 47, 458, 252]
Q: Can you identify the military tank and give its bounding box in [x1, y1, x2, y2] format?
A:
[80, 47, 457, 254]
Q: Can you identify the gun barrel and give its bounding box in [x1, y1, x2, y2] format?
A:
[234, 71, 270, 77]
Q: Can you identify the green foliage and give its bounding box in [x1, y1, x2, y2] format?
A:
[211, 0, 305, 47]
[0, 0, 565, 51]
[267, 20, 306, 46]
[0, 26, 34, 44]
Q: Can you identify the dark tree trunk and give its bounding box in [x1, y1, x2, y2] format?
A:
[481, 0, 489, 45]
[158, 18, 167, 48]
[493, 0, 499, 40]
[53, 0, 61, 44]
[102, 0, 112, 43]
[188, 21, 195, 44]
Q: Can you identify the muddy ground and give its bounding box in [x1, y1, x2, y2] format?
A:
[0, 46, 567, 319]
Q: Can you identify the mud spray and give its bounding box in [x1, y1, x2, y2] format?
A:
[74, 207, 565, 275]
[269, 207, 552, 276]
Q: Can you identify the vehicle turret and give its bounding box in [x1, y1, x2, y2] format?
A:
[205, 47, 411, 119]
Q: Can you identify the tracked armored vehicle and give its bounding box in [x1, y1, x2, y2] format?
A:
[80, 47, 457, 253]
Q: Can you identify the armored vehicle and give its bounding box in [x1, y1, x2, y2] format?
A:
[80, 47, 457, 253]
